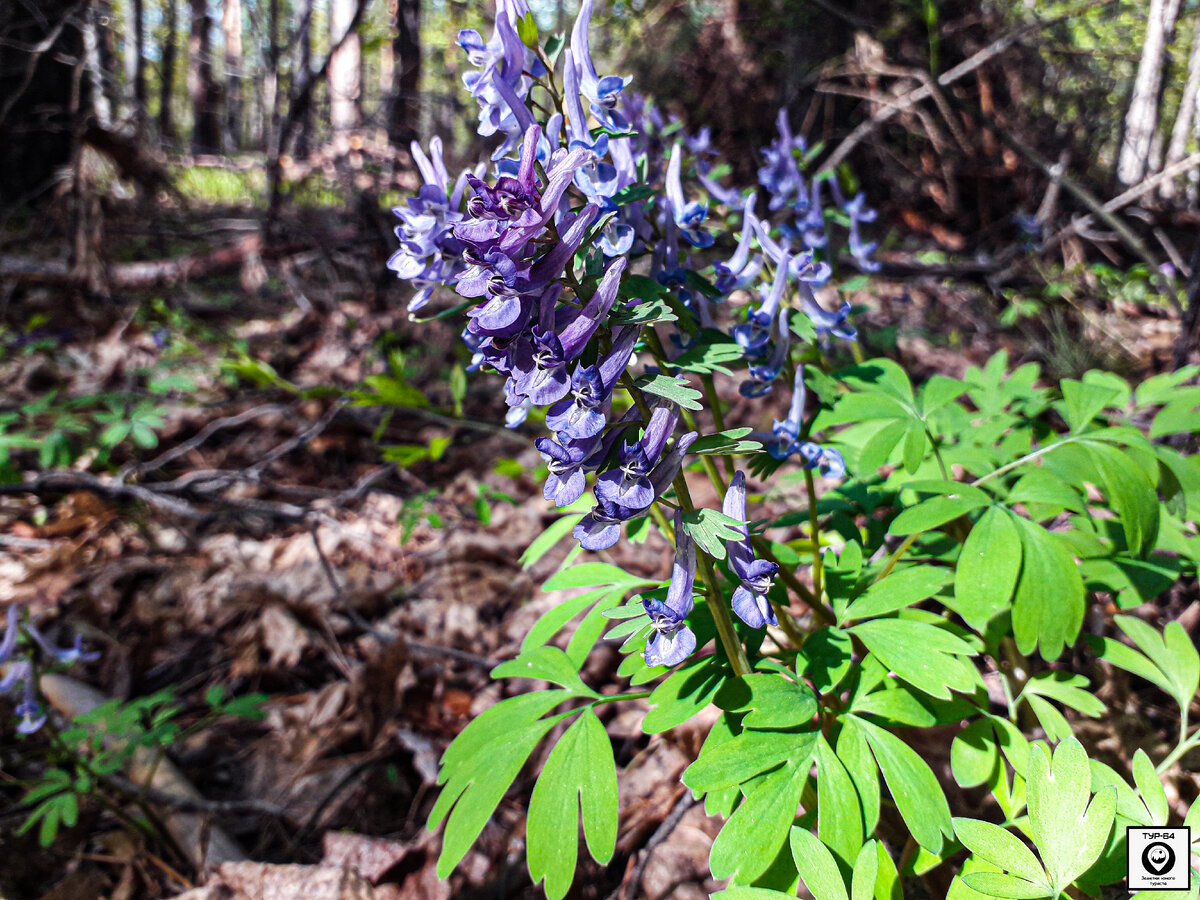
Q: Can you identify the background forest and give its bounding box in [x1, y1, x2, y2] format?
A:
[1, 0, 1200, 898]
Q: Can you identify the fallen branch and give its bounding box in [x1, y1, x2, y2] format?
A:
[0, 228, 356, 291]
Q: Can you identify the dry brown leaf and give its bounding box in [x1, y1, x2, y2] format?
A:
[321, 833, 411, 883]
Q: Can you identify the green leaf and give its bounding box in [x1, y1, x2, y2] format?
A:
[711, 889, 798, 900]
[542, 562, 654, 592]
[953, 818, 1048, 886]
[433, 713, 564, 877]
[1085, 442, 1159, 557]
[817, 735, 864, 868]
[1020, 672, 1104, 718]
[837, 717, 880, 836]
[633, 373, 704, 410]
[854, 716, 953, 853]
[1131, 748, 1168, 826]
[690, 428, 763, 456]
[711, 761, 809, 881]
[642, 656, 727, 733]
[609, 297, 677, 326]
[843, 566, 951, 620]
[671, 334, 746, 375]
[682, 508, 745, 561]
[901, 422, 927, 473]
[1061, 379, 1119, 432]
[714, 673, 817, 729]
[491, 646, 598, 697]
[516, 10, 538, 46]
[524, 588, 611, 655]
[889, 493, 990, 536]
[1026, 739, 1116, 891]
[922, 376, 968, 415]
[1084, 635, 1175, 698]
[954, 507, 1022, 632]
[1114, 615, 1198, 709]
[790, 827, 850, 900]
[960, 872, 1053, 899]
[848, 620, 977, 700]
[857, 418, 911, 474]
[520, 514, 585, 569]
[527, 711, 618, 899]
[684, 727, 818, 794]
[1011, 519, 1084, 661]
[850, 840, 881, 900]
[951, 719, 1000, 789]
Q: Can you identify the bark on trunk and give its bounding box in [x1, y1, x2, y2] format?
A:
[1163, 22, 1200, 199]
[222, 0, 243, 150]
[160, 0, 177, 140]
[122, 0, 145, 123]
[388, 0, 420, 147]
[1117, 0, 1181, 185]
[329, 0, 361, 135]
[294, 0, 313, 157]
[84, 1, 113, 128]
[188, 0, 221, 153]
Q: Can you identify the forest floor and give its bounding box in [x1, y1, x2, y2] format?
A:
[0, 172, 1193, 899]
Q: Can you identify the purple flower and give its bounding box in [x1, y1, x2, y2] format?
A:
[570, 0, 632, 128]
[642, 509, 698, 667]
[546, 326, 638, 440]
[844, 191, 880, 273]
[595, 404, 679, 510]
[758, 108, 808, 211]
[665, 144, 713, 249]
[740, 309, 790, 398]
[732, 253, 791, 358]
[722, 471, 779, 629]
[764, 369, 848, 477]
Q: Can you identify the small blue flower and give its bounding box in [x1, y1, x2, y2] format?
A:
[722, 471, 779, 629]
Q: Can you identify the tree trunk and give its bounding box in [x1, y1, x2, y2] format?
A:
[160, 0, 177, 140]
[295, 0, 314, 157]
[1162, 21, 1200, 199]
[1117, 0, 1181, 185]
[388, 0, 420, 146]
[122, 0, 145, 124]
[222, 0, 242, 150]
[84, 1, 113, 128]
[188, 0, 221, 153]
[261, 0, 280, 152]
[329, 0, 361, 136]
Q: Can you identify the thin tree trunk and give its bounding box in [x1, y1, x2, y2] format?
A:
[122, 0, 145, 123]
[388, 0, 419, 146]
[159, 0, 177, 140]
[188, 0, 221, 153]
[1163, 21, 1200, 199]
[222, 0, 242, 150]
[262, 0, 280, 153]
[84, 1, 113, 128]
[295, 0, 314, 157]
[1118, 0, 1181, 185]
[329, 0, 361, 136]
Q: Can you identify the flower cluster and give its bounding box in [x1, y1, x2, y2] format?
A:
[1, 606, 97, 733]
[389, 0, 878, 670]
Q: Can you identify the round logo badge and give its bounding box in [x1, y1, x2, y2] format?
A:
[1142, 841, 1176, 876]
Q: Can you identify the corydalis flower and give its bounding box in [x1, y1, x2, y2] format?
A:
[595, 404, 679, 510]
[732, 252, 790, 359]
[723, 471, 779, 629]
[546, 326, 639, 440]
[642, 509, 697, 667]
[764, 368, 847, 477]
[665, 144, 714, 249]
[570, 0, 632, 128]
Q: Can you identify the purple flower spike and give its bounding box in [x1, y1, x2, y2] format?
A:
[642, 509, 698, 667]
[722, 471, 779, 629]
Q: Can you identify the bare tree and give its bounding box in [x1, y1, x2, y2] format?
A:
[84, 0, 113, 128]
[329, 0, 361, 135]
[159, 0, 177, 140]
[222, 0, 243, 150]
[388, 0, 420, 146]
[294, 0, 314, 157]
[188, 0, 221, 153]
[1117, 0, 1181, 185]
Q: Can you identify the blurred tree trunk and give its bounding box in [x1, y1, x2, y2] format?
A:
[123, 0, 146, 125]
[329, 0, 361, 135]
[188, 0, 221, 153]
[159, 0, 177, 140]
[1117, 0, 1180, 185]
[1162, 22, 1200, 199]
[84, 1, 113, 128]
[222, 0, 242, 150]
[388, 0, 420, 146]
[295, 0, 314, 157]
[263, 0, 280, 153]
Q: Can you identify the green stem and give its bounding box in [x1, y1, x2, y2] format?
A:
[874, 534, 918, 583]
[1158, 724, 1200, 775]
[593, 690, 652, 706]
[671, 469, 751, 677]
[701, 373, 736, 478]
[802, 467, 824, 602]
[972, 436, 1082, 487]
